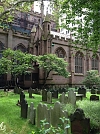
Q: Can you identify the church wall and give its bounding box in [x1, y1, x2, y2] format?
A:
[0, 31, 8, 47]
[12, 35, 30, 49]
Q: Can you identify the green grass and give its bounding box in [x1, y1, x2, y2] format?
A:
[0, 90, 58, 134]
[0, 90, 100, 133]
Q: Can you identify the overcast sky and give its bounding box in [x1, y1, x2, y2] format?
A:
[34, 1, 52, 15]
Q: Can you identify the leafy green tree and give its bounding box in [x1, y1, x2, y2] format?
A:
[82, 70, 100, 88]
[0, 48, 37, 86]
[38, 54, 70, 87]
[0, 0, 34, 22]
[0, 57, 12, 74]
[52, 0, 100, 53]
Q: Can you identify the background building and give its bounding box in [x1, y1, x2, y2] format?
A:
[0, 4, 99, 88]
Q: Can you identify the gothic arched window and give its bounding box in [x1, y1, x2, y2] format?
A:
[55, 47, 66, 58]
[92, 55, 98, 70]
[75, 52, 83, 73]
[14, 43, 27, 52]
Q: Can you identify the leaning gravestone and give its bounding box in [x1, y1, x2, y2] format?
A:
[28, 102, 36, 125]
[21, 98, 28, 118]
[70, 108, 90, 134]
[68, 90, 76, 105]
[42, 89, 47, 101]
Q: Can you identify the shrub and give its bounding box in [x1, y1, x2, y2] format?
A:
[83, 70, 100, 88]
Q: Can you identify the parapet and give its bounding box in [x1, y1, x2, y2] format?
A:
[50, 31, 71, 40]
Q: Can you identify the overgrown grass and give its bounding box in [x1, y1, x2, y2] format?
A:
[0, 90, 100, 133]
[65, 92, 100, 130]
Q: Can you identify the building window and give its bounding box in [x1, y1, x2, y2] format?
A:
[55, 48, 65, 58]
[14, 44, 26, 52]
[92, 55, 98, 70]
[75, 52, 83, 73]
[25, 73, 31, 81]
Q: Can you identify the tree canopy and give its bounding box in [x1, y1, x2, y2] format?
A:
[38, 54, 70, 86]
[1, 48, 37, 76]
[0, 0, 35, 22]
[83, 70, 100, 88]
[0, 49, 70, 86]
[52, 0, 100, 53]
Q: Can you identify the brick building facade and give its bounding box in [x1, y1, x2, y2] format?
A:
[0, 12, 99, 88]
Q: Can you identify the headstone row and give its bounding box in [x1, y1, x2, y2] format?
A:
[36, 101, 68, 134]
[59, 90, 76, 105]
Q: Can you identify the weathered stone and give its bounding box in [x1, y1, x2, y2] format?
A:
[42, 89, 47, 101]
[28, 102, 36, 125]
[21, 99, 28, 118]
[47, 91, 52, 103]
[59, 92, 68, 104]
[70, 108, 90, 134]
[68, 90, 76, 105]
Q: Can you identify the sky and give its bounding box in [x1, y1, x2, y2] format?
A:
[34, 1, 52, 15]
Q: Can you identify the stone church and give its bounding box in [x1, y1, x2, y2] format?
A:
[0, 11, 99, 88]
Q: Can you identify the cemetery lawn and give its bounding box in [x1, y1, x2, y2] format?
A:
[0, 90, 58, 134]
[0, 90, 100, 134]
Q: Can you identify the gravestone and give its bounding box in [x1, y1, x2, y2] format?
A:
[59, 92, 68, 104]
[29, 87, 33, 98]
[50, 101, 68, 130]
[20, 91, 25, 105]
[78, 86, 86, 97]
[28, 102, 36, 125]
[42, 89, 47, 101]
[18, 87, 23, 94]
[47, 91, 52, 103]
[68, 90, 76, 105]
[36, 103, 50, 128]
[4, 86, 7, 92]
[91, 88, 96, 94]
[14, 86, 17, 93]
[36, 101, 69, 133]
[70, 108, 90, 134]
[90, 95, 99, 101]
[52, 90, 58, 98]
[21, 98, 28, 118]
[97, 90, 100, 94]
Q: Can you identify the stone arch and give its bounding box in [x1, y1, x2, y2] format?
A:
[75, 51, 84, 57]
[55, 47, 66, 58]
[14, 43, 27, 52]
